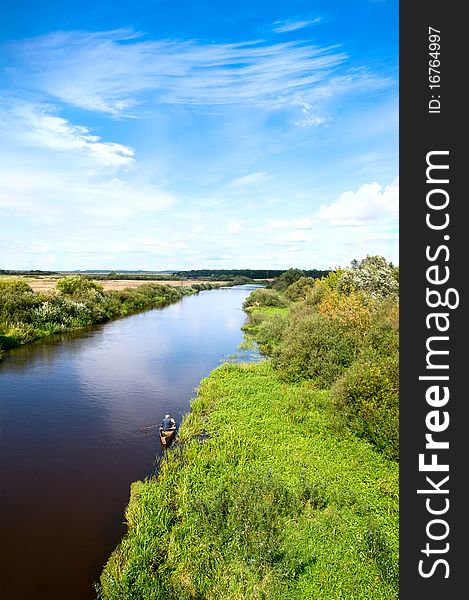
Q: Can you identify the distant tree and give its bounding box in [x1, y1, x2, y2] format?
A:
[272, 268, 305, 292]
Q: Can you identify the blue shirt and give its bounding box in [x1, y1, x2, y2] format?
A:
[162, 417, 173, 431]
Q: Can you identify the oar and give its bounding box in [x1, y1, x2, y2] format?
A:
[140, 423, 161, 432]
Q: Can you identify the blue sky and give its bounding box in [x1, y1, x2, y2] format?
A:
[0, 0, 398, 271]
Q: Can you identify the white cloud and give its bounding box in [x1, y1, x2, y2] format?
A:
[317, 178, 399, 226]
[227, 220, 244, 234]
[1, 102, 135, 168]
[287, 230, 310, 242]
[7, 29, 349, 115]
[292, 101, 326, 127]
[229, 171, 268, 187]
[273, 18, 322, 33]
[0, 168, 176, 221]
[260, 217, 314, 231]
[294, 114, 326, 127]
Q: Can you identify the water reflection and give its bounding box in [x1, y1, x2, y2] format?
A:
[0, 286, 259, 600]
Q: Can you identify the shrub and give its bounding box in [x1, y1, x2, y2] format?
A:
[0, 280, 41, 324]
[301, 270, 344, 307]
[284, 277, 316, 301]
[316, 288, 372, 338]
[0, 280, 34, 295]
[2, 323, 38, 345]
[56, 275, 104, 297]
[242, 288, 289, 309]
[254, 312, 289, 354]
[364, 296, 399, 358]
[337, 256, 399, 299]
[332, 353, 398, 459]
[272, 312, 361, 386]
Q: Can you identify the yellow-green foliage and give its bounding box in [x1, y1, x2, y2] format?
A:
[272, 310, 361, 386]
[245, 258, 399, 458]
[99, 362, 398, 600]
[332, 297, 399, 459]
[316, 288, 372, 337]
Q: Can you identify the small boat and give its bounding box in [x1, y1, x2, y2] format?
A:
[159, 415, 176, 446]
[159, 425, 176, 446]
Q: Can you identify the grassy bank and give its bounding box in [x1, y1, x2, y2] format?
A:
[98, 361, 398, 599]
[98, 255, 399, 599]
[0, 276, 213, 361]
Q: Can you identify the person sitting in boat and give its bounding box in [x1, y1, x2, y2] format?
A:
[161, 414, 175, 431]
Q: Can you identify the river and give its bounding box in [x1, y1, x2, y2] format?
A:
[0, 285, 258, 600]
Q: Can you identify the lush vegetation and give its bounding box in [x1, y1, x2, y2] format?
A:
[244, 255, 399, 459]
[0, 275, 211, 360]
[99, 255, 399, 599]
[99, 362, 398, 600]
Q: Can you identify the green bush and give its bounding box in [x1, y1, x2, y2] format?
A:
[242, 288, 289, 309]
[254, 312, 289, 354]
[0, 280, 42, 324]
[364, 297, 399, 357]
[284, 276, 316, 301]
[0, 280, 34, 294]
[332, 354, 398, 459]
[2, 323, 38, 345]
[272, 312, 360, 386]
[56, 275, 104, 297]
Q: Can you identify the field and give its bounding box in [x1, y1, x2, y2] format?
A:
[0, 275, 228, 293]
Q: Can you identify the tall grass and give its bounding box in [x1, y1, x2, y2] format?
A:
[98, 362, 398, 599]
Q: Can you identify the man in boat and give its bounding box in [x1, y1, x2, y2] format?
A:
[161, 414, 175, 431]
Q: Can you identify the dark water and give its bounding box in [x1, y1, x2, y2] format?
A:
[0, 286, 258, 600]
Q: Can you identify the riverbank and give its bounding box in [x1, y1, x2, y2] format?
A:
[98, 360, 398, 599]
[98, 258, 399, 599]
[0, 276, 215, 361]
[0, 274, 231, 293]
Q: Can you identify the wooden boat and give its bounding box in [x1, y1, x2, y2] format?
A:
[159, 424, 176, 446]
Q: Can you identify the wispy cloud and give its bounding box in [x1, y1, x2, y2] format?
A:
[0, 168, 176, 221]
[5, 29, 349, 115]
[0, 102, 135, 168]
[292, 100, 326, 127]
[260, 217, 314, 231]
[272, 18, 322, 34]
[229, 171, 268, 187]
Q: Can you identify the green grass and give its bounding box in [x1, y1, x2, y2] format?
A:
[98, 361, 398, 599]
